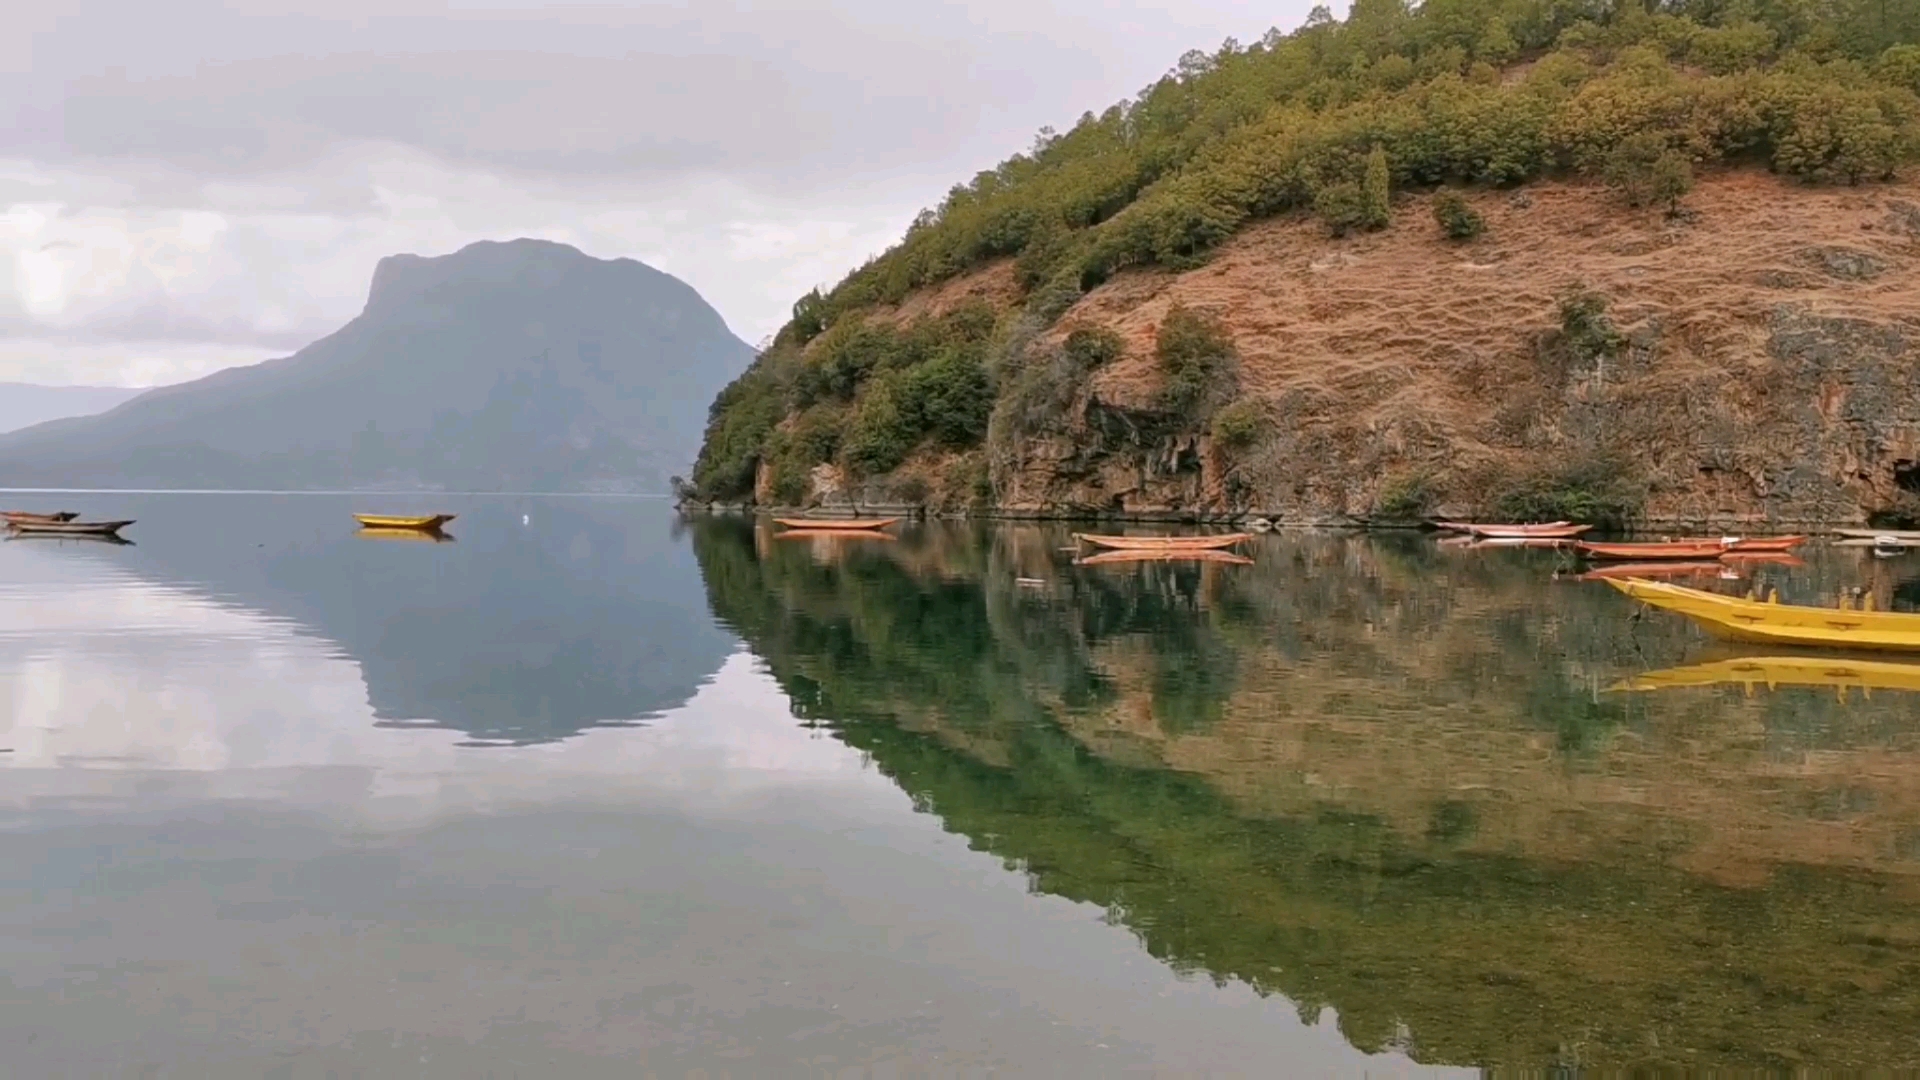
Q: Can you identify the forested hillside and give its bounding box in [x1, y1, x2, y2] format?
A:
[692, 0, 1920, 525]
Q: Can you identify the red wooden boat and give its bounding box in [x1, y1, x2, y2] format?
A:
[1073, 532, 1251, 551]
[1435, 519, 1568, 534]
[1695, 535, 1808, 553]
[1576, 539, 1731, 560]
[1467, 523, 1592, 540]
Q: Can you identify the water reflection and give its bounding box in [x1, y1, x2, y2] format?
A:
[2, 494, 735, 747]
[693, 519, 1920, 1070]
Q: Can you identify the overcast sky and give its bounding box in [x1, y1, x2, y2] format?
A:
[1, 0, 1319, 386]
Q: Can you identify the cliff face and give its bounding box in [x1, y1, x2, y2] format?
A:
[772, 173, 1920, 526]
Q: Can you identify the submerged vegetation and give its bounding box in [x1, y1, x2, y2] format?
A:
[693, 0, 1920, 505]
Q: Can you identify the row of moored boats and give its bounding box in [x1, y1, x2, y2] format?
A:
[772, 513, 1920, 653]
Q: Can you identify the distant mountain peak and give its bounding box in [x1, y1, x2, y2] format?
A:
[363, 238, 679, 317]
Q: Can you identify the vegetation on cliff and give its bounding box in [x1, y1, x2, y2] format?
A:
[692, 0, 1920, 509]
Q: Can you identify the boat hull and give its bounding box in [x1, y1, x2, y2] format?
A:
[1577, 540, 1730, 560]
[1, 511, 78, 525]
[1834, 527, 1920, 541]
[7, 519, 133, 536]
[354, 514, 455, 531]
[1466, 523, 1590, 539]
[772, 517, 900, 531]
[1613, 654, 1920, 694]
[1609, 578, 1920, 651]
[1073, 532, 1251, 551]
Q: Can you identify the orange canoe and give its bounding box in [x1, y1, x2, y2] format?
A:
[1577, 539, 1731, 560]
[1708, 535, 1808, 553]
[1, 511, 78, 525]
[773, 517, 900, 531]
[1468, 523, 1592, 539]
[1073, 532, 1251, 551]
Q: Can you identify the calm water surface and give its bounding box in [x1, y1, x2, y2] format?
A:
[4, 496, 1920, 1075]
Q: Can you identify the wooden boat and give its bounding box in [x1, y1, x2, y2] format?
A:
[354, 513, 455, 531]
[1469, 536, 1576, 548]
[772, 517, 900, 531]
[774, 528, 898, 542]
[1833, 527, 1920, 541]
[1434, 520, 1567, 533]
[357, 527, 455, 543]
[1, 511, 77, 525]
[1072, 532, 1251, 551]
[1607, 577, 1920, 651]
[1611, 654, 1920, 695]
[1672, 535, 1808, 553]
[7, 519, 133, 537]
[1467, 523, 1591, 539]
[1076, 549, 1255, 567]
[1576, 539, 1731, 560]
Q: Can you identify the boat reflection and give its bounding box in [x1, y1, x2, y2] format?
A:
[1612, 652, 1920, 697]
[355, 526, 455, 543]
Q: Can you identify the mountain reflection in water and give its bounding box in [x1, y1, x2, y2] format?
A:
[693, 517, 1920, 1071]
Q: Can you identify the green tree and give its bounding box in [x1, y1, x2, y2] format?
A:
[1362, 144, 1393, 228]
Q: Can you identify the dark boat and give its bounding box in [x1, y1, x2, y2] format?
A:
[6, 519, 134, 537]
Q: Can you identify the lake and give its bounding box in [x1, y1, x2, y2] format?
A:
[3, 495, 1919, 1074]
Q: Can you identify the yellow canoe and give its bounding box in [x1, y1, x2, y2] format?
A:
[354, 513, 455, 531]
[1608, 578, 1920, 651]
[1611, 654, 1920, 695]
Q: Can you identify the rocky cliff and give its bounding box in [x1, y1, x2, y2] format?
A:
[739, 173, 1920, 527]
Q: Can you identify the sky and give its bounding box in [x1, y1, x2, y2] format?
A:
[0, 0, 1321, 388]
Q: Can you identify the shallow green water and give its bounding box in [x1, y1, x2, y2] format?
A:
[4, 496, 1919, 1073]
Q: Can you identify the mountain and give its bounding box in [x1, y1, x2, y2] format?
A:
[0, 383, 144, 435]
[688, 1, 1920, 527]
[0, 240, 754, 491]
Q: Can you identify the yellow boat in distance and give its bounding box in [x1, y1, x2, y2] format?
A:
[1607, 577, 1920, 652]
[1611, 654, 1920, 696]
[357, 526, 456, 543]
[354, 513, 455, 531]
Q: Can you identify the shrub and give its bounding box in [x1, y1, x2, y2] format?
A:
[1603, 132, 1692, 210]
[1211, 397, 1269, 451]
[1494, 459, 1641, 529]
[1315, 181, 1373, 237]
[1432, 191, 1486, 239]
[1374, 471, 1438, 521]
[788, 404, 845, 465]
[1558, 286, 1624, 364]
[1063, 325, 1124, 369]
[1155, 304, 1239, 418]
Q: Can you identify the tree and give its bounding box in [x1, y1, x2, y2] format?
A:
[1362, 145, 1393, 229]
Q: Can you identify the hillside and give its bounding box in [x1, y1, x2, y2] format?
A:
[0, 384, 143, 435]
[689, 0, 1920, 527]
[0, 240, 753, 492]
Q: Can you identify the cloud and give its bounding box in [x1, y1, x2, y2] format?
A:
[1, 0, 1312, 385]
